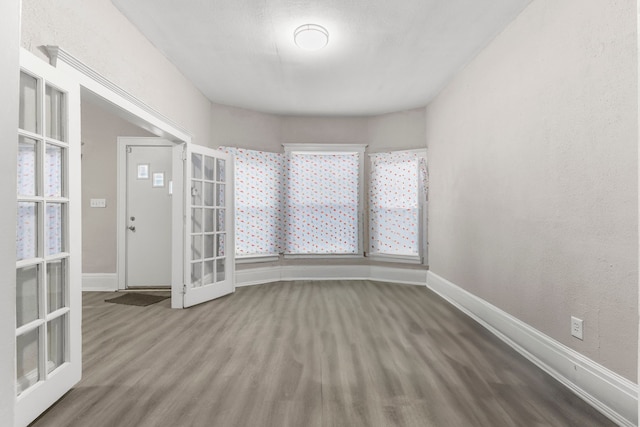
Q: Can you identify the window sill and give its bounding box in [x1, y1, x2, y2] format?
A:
[236, 254, 280, 264]
[367, 254, 422, 265]
[283, 253, 364, 260]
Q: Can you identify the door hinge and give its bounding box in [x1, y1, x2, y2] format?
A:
[182, 149, 187, 161]
[127, 146, 133, 154]
[182, 284, 187, 294]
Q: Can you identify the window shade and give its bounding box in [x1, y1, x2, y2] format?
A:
[221, 147, 285, 256]
[369, 151, 427, 257]
[286, 152, 359, 254]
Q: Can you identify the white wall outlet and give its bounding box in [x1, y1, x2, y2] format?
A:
[90, 198, 107, 208]
[571, 316, 583, 340]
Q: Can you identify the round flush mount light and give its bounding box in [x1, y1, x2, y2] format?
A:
[294, 24, 329, 51]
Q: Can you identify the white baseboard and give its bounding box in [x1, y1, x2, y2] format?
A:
[235, 264, 427, 287]
[82, 273, 118, 291]
[235, 267, 282, 287]
[427, 271, 638, 427]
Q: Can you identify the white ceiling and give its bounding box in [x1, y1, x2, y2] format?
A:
[111, 0, 531, 116]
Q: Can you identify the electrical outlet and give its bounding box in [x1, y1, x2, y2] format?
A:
[571, 316, 583, 340]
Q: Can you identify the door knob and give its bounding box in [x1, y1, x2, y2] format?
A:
[128, 225, 136, 232]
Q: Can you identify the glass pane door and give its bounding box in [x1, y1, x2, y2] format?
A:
[16, 50, 81, 427]
[183, 145, 234, 308]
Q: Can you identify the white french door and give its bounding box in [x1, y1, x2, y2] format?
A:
[15, 50, 81, 426]
[182, 144, 235, 308]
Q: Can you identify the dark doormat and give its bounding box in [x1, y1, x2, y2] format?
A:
[105, 292, 170, 307]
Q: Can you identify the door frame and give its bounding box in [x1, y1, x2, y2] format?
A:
[116, 137, 182, 290]
[45, 46, 193, 310]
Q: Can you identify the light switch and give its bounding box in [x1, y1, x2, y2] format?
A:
[90, 198, 107, 208]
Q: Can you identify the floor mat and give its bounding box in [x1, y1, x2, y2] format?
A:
[105, 292, 170, 306]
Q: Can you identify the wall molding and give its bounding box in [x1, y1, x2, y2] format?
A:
[236, 264, 427, 287]
[82, 273, 118, 292]
[427, 271, 638, 427]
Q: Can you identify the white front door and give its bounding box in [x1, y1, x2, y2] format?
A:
[15, 49, 81, 427]
[181, 144, 235, 307]
[123, 139, 173, 288]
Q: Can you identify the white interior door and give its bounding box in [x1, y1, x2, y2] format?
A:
[182, 144, 235, 307]
[124, 141, 173, 288]
[15, 49, 81, 427]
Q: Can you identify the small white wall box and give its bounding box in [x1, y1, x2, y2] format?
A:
[90, 199, 107, 208]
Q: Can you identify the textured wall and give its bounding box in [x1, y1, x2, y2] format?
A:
[1, 0, 20, 423]
[81, 99, 154, 273]
[367, 108, 426, 152]
[426, 0, 637, 380]
[20, 0, 212, 146]
[210, 103, 282, 151]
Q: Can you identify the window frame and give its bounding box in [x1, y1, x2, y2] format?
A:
[282, 143, 367, 259]
[367, 148, 427, 265]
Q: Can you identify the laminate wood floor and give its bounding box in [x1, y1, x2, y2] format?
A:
[31, 280, 615, 427]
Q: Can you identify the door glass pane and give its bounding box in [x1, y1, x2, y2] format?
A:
[18, 136, 38, 197]
[19, 72, 38, 133]
[17, 328, 40, 396]
[191, 262, 202, 287]
[47, 259, 66, 313]
[204, 209, 214, 233]
[46, 203, 65, 255]
[216, 159, 225, 182]
[17, 202, 38, 261]
[191, 181, 202, 206]
[216, 259, 225, 282]
[217, 209, 225, 231]
[47, 315, 66, 373]
[204, 260, 214, 283]
[191, 208, 202, 233]
[204, 156, 215, 181]
[16, 265, 39, 328]
[45, 144, 64, 197]
[204, 234, 214, 259]
[45, 85, 66, 141]
[217, 234, 225, 257]
[216, 184, 225, 207]
[191, 153, 202, 179]
[204, 182, 214, 206]
[191, 235, 202, 261]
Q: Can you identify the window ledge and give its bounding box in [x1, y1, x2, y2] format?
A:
[367, 254, 422, 265]
[236, 255, 280, 264]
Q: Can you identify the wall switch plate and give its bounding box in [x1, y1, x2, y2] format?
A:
[571, 316, 583, 340]
[90, 198, 107, 208]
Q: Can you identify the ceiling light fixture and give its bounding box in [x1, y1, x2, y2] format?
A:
[294, 24, 329, 51]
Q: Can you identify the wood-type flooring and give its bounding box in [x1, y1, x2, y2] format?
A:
[31, 280, 615, 427]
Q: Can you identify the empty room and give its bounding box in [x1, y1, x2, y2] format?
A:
[1, 0, 638, 426]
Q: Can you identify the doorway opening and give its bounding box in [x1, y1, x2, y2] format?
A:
[117, 138, 174, 289]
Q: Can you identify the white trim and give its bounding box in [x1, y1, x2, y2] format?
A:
[81, 273, 118, 292]
[40, 46, 190, 310]
[426, 271, 638, 427]
[45, 46, 191, 142]
[367, 254, 422, 264]
[236, 255, 279, 264]
[235, 264, 427, 287]
[283, 254, 363, 259]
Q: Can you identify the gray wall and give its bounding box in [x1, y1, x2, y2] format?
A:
[20, 0, 212, 146]
[1, 0, 20, 423]
[426, 0, 637, 380]
[210, 104, 426, 152]
[210, 103, 282, 151]
[81, 99, 154, 273]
